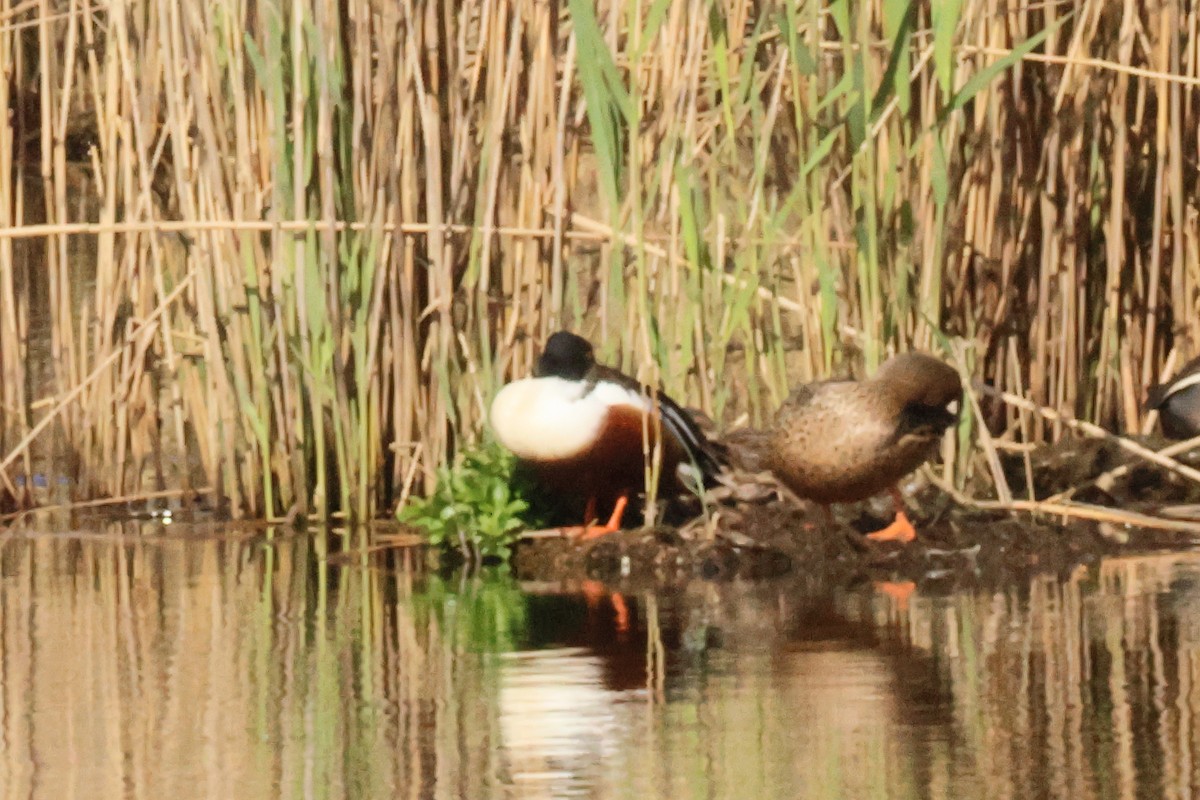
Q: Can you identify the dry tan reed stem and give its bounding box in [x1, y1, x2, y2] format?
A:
[0, 0, 42, 24]
[0, 486, 215, 522]
[959, 44, 1200, 86]
[927, 470, 1200, 534]
[0, 219, 610, 241]
[954, 344, 1014, 503]
[567, 211, 805, 313]
[0, 272, 194, 473]
[976, 383, 1200, 487]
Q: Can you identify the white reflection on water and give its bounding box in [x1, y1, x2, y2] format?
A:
[498, 648, 630, 797]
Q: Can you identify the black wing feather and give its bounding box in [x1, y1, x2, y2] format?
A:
[590, 364, 727, 485]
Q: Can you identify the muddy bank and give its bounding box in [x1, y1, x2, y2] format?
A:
[512, 496, 1184, 595]
[514, 436, 1200, 594]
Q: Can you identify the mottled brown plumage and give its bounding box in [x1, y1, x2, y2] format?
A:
[765, 352, 962, 541]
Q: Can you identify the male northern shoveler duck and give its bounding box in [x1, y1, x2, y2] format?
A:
[765, 352, 961, 543]
[1146, 355, 1200, 439]
[490, 331, 726, 539]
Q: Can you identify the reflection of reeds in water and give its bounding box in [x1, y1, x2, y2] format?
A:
[605, 586, 918, 799]
[3, 1, 1200, 516]
[605, 564, 1200, 800]
[874, 557, 1200, 800]
[0, 528, 513, 800]
[9, 533, 1200, 798]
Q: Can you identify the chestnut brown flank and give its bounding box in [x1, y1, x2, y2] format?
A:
[527, 405, 685, 516]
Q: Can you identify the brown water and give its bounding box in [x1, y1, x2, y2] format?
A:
[2, 524, 1200, 799]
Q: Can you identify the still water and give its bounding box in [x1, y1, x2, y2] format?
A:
[2, 523, 1199, 799]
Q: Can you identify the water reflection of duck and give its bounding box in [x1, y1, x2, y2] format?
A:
[764, 352, 961, 543]
[520, 583, 647, 689]
[497, 648, 623, 797]
[504, 577, 954, 797]
[655, 581, 954, 762]
[1146, 354, 1200, 439]
[491, 331, 726, 538]
[496, 586, 649, 795]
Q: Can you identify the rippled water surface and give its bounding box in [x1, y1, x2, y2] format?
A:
[3, 524, 1200, 799]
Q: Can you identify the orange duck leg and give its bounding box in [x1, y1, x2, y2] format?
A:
[559, 493, 630, 540]
[576, 493, 631, 633]
[864, 486, 918, 543]
[577, 493, 629, 541]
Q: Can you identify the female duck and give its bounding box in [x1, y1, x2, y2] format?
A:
[1146, 355, 1200, 439]
[766, 352, 961, 543]
[490, 331, 725, 538]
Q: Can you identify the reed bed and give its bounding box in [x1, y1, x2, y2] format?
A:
[1, 0, 1197, 518]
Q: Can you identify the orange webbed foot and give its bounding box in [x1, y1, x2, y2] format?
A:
[865, 510, 917, 543]
[575, 494, 628, 541]
[865, 487, 917, 543]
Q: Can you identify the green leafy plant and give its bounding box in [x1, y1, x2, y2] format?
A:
[398, 440, 546, 559]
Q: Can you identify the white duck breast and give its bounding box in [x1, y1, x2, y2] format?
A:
[490, 377, 652, 461]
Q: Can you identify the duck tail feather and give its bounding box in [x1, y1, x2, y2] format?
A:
[655, 390, 727, 485]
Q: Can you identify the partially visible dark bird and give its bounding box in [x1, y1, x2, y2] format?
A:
[1147, 354, 1200, 440]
